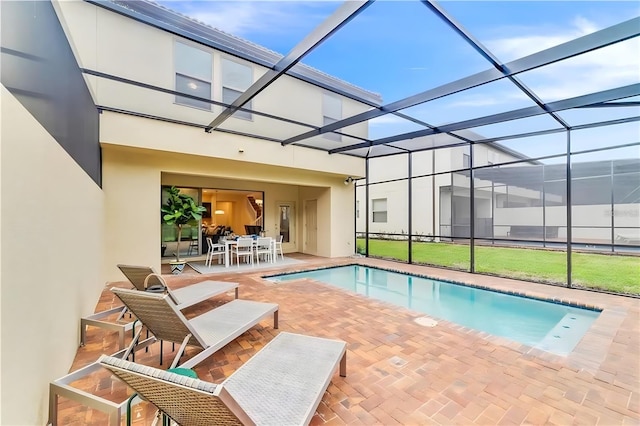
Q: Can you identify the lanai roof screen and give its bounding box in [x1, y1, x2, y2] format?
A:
[94, 0, 639, 159]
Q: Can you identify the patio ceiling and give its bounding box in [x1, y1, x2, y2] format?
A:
[87, 0, 639, 159]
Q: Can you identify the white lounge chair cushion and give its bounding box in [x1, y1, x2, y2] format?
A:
[190, 299, 279, 348]
[223, 332, 346, 425]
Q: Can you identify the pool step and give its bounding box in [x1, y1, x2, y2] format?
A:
[536, 313, 595, 356]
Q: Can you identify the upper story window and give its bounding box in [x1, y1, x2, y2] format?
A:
[322, 93, 342, 142]
[222, 58, 253, 120]
[174, 41, 212, 110]
[372, 198, 387, 223]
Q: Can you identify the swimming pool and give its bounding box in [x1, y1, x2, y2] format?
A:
[267, 265, 601, 355]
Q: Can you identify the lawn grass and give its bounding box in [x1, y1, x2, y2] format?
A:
[357, 239, 640, 295]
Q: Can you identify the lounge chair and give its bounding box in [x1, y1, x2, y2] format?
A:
[111, 287, 278, 368]
[81, 268, 239, 348]
[116, 264, 240, 305]
[98, 331, 346, 426]
[49, 290, 279, 425]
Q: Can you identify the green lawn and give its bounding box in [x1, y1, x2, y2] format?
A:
[357, 239, 640, 295]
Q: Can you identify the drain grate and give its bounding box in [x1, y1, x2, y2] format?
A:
[414, 316, 438, 327]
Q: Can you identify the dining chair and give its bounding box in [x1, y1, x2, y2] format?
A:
[205, 237, 213, 267]
[254, 237, 272, 265]
[274, 234, 284, 261]
[232, 237, 254, 267]
[205, 237, 226, 267]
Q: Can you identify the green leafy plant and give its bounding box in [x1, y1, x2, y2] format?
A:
[161, 186, 207, 262]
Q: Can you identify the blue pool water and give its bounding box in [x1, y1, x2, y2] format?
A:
[267, 265, 601, 355]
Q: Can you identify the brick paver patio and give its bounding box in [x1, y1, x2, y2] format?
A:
[55, 254, 639, 425]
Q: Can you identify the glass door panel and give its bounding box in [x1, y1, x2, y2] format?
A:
[277, 202, 296, 252]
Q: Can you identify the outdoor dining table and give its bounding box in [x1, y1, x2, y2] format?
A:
[223, 237, 277, 268]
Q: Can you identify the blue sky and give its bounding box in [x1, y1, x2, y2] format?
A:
[159, 0, 639, 160]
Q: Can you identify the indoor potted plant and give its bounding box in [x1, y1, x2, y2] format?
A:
[161, 186, 207, 274]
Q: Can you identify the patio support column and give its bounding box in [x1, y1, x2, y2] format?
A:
[566, 130, 572, 288]
[490, 166, 495, 244]
[542, 165, 547, 248]
[470, 143, 475, 273]
[353, 179, 357, 255]
[432, 151, 436, 240]
[610, 160, 615, 252]
[408, 152, 413, 264]
[365, 157, 370, 257]
[450, 172, 454, 241]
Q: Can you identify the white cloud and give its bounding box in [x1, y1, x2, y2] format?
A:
[485, 16, 640, 102]
[486, 15, 601, 61]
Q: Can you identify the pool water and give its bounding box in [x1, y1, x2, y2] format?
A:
[267, 265, 601, 356]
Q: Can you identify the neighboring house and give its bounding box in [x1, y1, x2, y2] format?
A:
[1, 1, 378, 423]
[357, 132, 532, 239]
[357, 134, 640, 247]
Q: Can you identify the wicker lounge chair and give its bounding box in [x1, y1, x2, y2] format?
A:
[81, 268, 239, 348]
[116, 264, 240, 306]
[111, 287, 278, 369]
[49, 290, 279, 425]
[99, 332, 346, 426]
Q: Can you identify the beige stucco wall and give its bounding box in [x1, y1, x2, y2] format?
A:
[0, 86, 105, 425]
[101, 111, 364, 178]
[299, 186, 331, 256]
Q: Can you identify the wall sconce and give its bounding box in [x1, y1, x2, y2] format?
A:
[214, 209, 225, 215]
[344, 176, 355, 185]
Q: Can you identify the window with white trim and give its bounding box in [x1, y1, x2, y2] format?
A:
[174, 41, 212, 110]
[222, 57, 253, 120]
[372, 198, 387, 223]
[322, 92, 342, 141]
